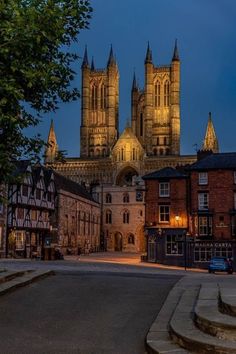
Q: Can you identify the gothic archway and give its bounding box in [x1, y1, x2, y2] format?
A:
[114, 232, 123, 251]
[116, 166, 138, 186]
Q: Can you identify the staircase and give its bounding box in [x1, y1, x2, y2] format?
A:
[146, 278, 236, 353]
[0, 269, 54, 296]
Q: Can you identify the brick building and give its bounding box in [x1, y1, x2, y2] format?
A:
[143, 167, 189, 264]
[143, 153, 236, 268]
[0, 185, 7, 257]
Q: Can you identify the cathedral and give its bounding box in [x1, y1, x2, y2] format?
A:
[45, 42, 219, 252]
[45, 41, 217, 185]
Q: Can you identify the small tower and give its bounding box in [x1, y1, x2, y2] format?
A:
[131, 71, 138, 134]
[144, 42, 154, 155]
[202, 112, 219, 153]
[45, 120, 58, 163]
[170, 39, 180, 155]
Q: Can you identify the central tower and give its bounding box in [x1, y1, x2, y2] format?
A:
[80, 46, 119, 158]
[131, 41, 180, 156]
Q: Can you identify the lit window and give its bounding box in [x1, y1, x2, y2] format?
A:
[15, 231, 24, 250]
[31, 210, 37, 221]
[198, 216, 212, 236]
[123, 210, 129, 224]
[154, 82, 161, 107]
[199, 172, 208, 185]
[17, 208, 24, 219]
[159, 182, 170, 197]
[164, 81, 170, 106]
[159, 205, 170, 223]
[198, 193, 209, 210]
[105, 210, 112, 224]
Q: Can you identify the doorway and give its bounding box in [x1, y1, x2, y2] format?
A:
[115, 232, 123, 251]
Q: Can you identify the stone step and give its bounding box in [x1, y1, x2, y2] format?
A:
[0, 270, 54, 296]
[0, 269, 33, 284]
[146, 278, 188, 353]
[219, 284, 236, 317]
[169, 286, 236, 353]
[195, 284, 236, 340]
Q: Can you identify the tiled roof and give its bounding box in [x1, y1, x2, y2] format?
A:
[142, 167, 187, 180]
[53, 172, 97, 203]
[189, 153, 236, 170]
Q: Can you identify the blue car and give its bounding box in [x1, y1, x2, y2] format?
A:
[208, 257, 233, 274]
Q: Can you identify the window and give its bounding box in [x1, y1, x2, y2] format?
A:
[17, 208, 24, 219]
[100, 84, 107, 109]
[198, 216, 212, 236]
[31, 209, 37, 221]
[198, 193, 209, 210]
[22, 185, 28, 197]
[36, 189, 41, 200]
[154, 82, 161, 107]
[0, 202, 3, 214]
[199, 172, 208, 185]
[166, 234, 183, 255]
[159, 182, 170, 197]
[164, 81, 170, 106]
[194, 246, 212, 262]
[136, 191, 143, 202]
[15, 231, 24, 250]
[123, 210, 129, 224]
[159, 205, 170, 223]
[91, 85, 98, 110]
[105, 193, 112, 203]
[48, 192, 52, 202]
[232, 215, 236, 237]
[0, 226, 2, 248]
[105, 210, 112, 224]
[128, 234, 135, 244]
[123, 193, 129, 203]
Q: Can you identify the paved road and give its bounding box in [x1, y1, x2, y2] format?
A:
[0, 269, 181, 354]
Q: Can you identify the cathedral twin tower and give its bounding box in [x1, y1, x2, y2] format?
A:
[80, 41, 180, 159]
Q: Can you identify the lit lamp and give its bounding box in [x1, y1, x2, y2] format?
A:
[175, 215, 180, 226]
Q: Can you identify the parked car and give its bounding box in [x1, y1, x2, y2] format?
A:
[208, 257, 233, 274]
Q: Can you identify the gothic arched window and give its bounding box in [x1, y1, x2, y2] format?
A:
[105, 193, 112, 203]
[123, 193, 129, 203]
[153, 148, 157, 156]
[154, 81, 161, 107]
[123, 210, 130, 224]
[164, 81, 170, 106]
[105, 210, 112, 224]
[100, 84, 107, 109]
[92, 84, 98, 110]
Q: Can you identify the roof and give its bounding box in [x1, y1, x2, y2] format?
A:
[142, 167, 187, 180]
[189, 153, 236, 171]
[53, 172, 97, 203]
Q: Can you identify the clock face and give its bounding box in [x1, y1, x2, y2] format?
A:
[136, 191, 143, 201]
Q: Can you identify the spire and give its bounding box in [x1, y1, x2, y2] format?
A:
[107, 44, 116, 66]
[45, 120, 58, 164]
[132, 71, 137, 90]
[202, 112, 219, 153]
[81, 45, 89, 68]
[172, 39, 179, 61]
[145, 41, 152, 64]
[91, 56, 95, 71]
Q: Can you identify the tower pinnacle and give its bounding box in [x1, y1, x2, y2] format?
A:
[107, 44, 116, 66]
[132, 71, 137, 90]
[202, 112, 219, 153]
[91, 56, 95, 71]
[172, 39, 179, 61]
[45, 120, 58, 164]
[145, 42, 152, 64]
[81, 45, 89, 68]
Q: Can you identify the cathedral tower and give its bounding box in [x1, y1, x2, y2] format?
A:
[80, 46, 119, 158]
[45, 120, 58, 163]
[131, 41, 180, 156]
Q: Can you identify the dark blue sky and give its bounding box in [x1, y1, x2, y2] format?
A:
[35, 0, 236, 157]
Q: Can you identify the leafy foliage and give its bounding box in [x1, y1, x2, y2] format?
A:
[0, 0, 92, 183]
